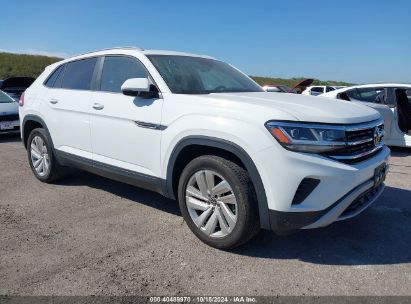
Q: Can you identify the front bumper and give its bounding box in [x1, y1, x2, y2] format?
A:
[269, 176, 386, 232]
[253, 144, 390, 232]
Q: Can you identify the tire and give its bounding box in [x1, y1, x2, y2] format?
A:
[178, 155, 260, 249]
[27, 128, 68, 183]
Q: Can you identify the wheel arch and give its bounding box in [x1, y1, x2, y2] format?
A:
[165, 136, 271, 229]
[22, 115, 54, 150]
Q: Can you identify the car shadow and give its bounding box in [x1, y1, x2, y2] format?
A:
[56, 171, 181, 216]
[233, 185, 411, 265]
[389, 146, 411, 157]
[0, 133, 21, 143]
[56, 171, 410, 266]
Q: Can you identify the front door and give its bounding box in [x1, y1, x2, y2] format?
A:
[90, 55, 163, 177]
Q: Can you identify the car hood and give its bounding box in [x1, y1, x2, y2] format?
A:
[204, 92, 381, 124]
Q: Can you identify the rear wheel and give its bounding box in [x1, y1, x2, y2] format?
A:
[27, 128, 67, 183]
[178, 155, 260, 249]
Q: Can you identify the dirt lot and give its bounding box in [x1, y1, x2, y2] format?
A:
[0, 134, 410, 296]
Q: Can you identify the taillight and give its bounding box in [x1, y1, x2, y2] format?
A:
[19, 92, 25, 107]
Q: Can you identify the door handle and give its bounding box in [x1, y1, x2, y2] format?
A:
[92, 103, 104, 110]
[49, 98, 58, 104]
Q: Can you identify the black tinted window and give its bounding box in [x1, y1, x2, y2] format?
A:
[346, 89, 361, 100]
[61, 58, 97, 90]
[54, 64, 66, 88]
[100, 56, 148, 93]
[45, 65, 64, 88]
[311, 87, 324, 93]
[357, 88, 385, 102]
[326, 86, 335, 92]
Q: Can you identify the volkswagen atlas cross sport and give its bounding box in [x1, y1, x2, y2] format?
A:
[19, 47, 390, 249]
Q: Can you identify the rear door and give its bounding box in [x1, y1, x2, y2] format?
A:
[90, 55, 163, 177]
[42, 57, 98, 159]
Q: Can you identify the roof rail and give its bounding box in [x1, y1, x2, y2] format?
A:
[74, 46, 144, 58]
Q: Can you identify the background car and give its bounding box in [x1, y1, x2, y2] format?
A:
[0, 76, 35, 101]
[262, 78, 314, 94]
[321, 83, 411, 148]
[301, 85, 337, 96]
[0, 89, 20, 134]
[262, 84, 291, 93]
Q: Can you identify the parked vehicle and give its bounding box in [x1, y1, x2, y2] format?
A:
[321, 83, 411, 148]
[263, 84, 291, 93]
[289, 78, 314, 94]
[262, 79, 314, 94]
[19, 47, 389, 249]
[0, 90, 20, 134]
[1, 76, 35, 101]
[302, 85, 337, 96]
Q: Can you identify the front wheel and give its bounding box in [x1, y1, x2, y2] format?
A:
[178, 155, 260, 249]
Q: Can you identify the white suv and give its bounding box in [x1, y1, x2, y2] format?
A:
[19, 47, 390, 249]
[302, 85, 338, 96]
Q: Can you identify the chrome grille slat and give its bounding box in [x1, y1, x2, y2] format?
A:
[328, 144, 384, 160]
[346, 137, 374, 146]
[325, 119, 385, 164]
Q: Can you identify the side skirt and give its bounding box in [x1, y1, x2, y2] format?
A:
[55, 150, 166, 196]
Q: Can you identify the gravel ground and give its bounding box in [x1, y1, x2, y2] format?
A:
[0, 134, 410, 296]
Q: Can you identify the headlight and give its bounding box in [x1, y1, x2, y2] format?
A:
[265, 121, 346, 153]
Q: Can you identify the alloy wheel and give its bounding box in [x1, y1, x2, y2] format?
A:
[185, 170, 238, 238]
[30, 135, 50, 177]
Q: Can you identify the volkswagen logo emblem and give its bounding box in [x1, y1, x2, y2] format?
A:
[374, 127, 384, 145]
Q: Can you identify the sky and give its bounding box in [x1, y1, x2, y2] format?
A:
[0, 0, 410, 84]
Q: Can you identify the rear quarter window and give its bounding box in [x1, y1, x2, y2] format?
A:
[44, 65, 65, 88]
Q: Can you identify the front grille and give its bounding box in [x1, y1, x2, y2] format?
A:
[325, 119, 385, 164]
[340, 183, 384, 218]
[0, 114, 19, 122]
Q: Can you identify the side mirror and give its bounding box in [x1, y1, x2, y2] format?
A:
[121, 78, 150, 96]
[121, 78, 159, 99]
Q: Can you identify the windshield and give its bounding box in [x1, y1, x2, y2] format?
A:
[0, 90, 14, 103]
[147, 55, 263, 94]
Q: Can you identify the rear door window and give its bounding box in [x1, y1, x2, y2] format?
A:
[99, 56, 148, 93]
[61, 58, 97, 90]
